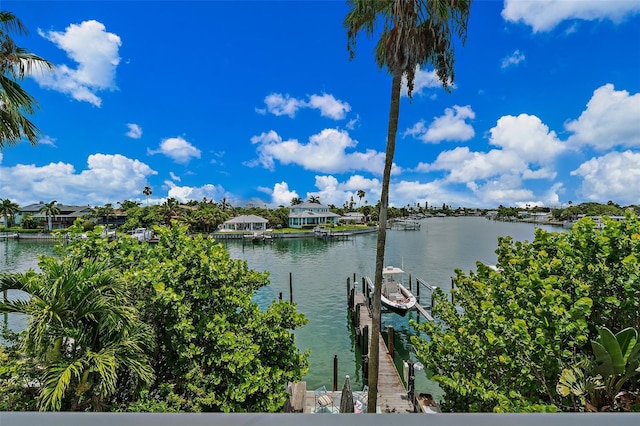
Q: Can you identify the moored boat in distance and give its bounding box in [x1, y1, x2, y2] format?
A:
[130, 227, 154, 242]
[389, 219, 421, 231]
[365, 266, 417, 316]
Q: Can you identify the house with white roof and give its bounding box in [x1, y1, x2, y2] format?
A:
[219, 215, 269, 232]
[288, 202, 341, 229]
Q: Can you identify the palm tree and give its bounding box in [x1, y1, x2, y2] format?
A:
[290, 197, 302, 206]
[345, 0, 471, 412]
[39, 200, 60, 231]
[0, 11, 54, 148]
[95, 203, 115, 228]
[159, 197, 180, 226]
[20, 213, 36, 229]
[357, 189, 365, 207]
[0, 198, 19, 228]
[308, 195, 320, 204]
[0, 257, 153, 410]
[142, 186, 152, 206]
[220, 197, 232, 212]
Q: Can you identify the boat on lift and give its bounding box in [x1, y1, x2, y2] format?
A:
[365, 266, 417, 316]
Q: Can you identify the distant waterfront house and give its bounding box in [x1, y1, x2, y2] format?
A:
[341, 212, 365, 224]
[15, 202, 94, 229]
[288, 202, 341, 229]
[96, 210, 128, 228]
[530, 212, 551, 222]
[219, 215, 269, 232]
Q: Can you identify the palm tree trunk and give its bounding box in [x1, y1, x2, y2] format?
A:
[368, 71, 402, 413]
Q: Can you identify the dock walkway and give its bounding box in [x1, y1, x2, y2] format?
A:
[299, 291, 414, 414]
[353, 292, 415, 413]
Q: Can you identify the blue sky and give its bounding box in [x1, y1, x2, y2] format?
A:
[1, 0, 639, 209]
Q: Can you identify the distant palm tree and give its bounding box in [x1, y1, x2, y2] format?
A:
[143, 186, 152, 206]
[39, 200, 60, 231]
[290, 197, 302, 206]
[159, 197, 180, 226]
[345, 0, 471, 412]
[357, 189, 365, 206]
[0, 11, 54, 147]
[220, 197, 232, 212]
[20, 213, 36, 229]
[95, 203, 115, 228]
[308, 195, 320, 204]
[0, 198, 19, 228]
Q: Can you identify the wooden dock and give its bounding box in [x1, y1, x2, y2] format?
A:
[353, 291, 415, 413]
[297, 290, 415, 413]
[287, 275, 438, 414]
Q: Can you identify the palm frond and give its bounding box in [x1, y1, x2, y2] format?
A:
[38, 359, 85, 411]
[0, 272, 27, 292]
[0, 297, 30, 314]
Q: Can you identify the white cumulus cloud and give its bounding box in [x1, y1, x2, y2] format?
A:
[404, 105, 475, 143]
[247, 128, 391, 175]
[35, 20, 121, 107]
[565, 84, 640, 150]
[126, 123, 143, 139]
[263, 93, 304, 118]
[414, 113, 564, 199]
[261, 92, 351, 120]
[0, 154, 157, 206]
[489, 113, 565, 163]
[307, 93, 352, 119]
[165, 181, 229, 204]
[502, 0, 640, 32]
[570, 150, 640, 205]
[271, 181, 298, 206]
[148, 136, 201, 164]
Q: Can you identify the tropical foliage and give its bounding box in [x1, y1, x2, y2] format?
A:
[552, 201, 630, 221]
[0, 197, 19, 227]
[0, 330, 39, 410]
[0, 222, 309, 412]
[558, 326, 640, 412]
[345, 0, 471, 411]
[0, 257, 153, 411]
[0, 11, 53, 147]
[413, 211, 640, 412]
[39, 200, 60, 231]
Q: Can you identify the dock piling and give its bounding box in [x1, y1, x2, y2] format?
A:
[451, 276, 455, 304]
[346, 277, 351, 299]
[333, 355, 338, 391]
[289, 272, 293, 303]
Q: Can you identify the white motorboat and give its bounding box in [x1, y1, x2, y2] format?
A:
[366, 266, 417, 316]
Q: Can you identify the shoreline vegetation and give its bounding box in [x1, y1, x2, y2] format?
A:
[3, 199, 637, 241]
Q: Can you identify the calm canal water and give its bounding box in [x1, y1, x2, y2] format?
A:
[1, 217, 561, 397]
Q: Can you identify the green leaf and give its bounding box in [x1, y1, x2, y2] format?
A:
[597, 327, 625, 375]
[615, 327, 637, 363]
